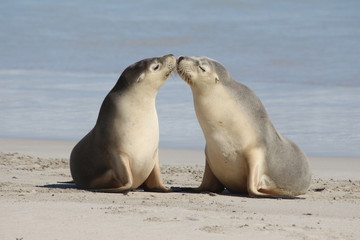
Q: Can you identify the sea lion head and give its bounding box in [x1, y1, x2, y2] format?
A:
[113, 54, 176, 92]
[176, 56, 231, 89]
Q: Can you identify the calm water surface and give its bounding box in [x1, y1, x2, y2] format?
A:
[0, 0, 359, 157]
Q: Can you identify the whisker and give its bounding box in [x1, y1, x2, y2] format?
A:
[176, 64, 195, 86]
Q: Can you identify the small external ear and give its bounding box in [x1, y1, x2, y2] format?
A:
[137, 73, 145, 83]
[215, 75, 220, 83]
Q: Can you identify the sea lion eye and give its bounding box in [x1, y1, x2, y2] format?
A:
[199, 66, 206, 73]
[151, 63, 161, 71]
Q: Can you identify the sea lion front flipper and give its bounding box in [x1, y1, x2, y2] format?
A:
[142, 150, 170, 192]
[197, 158, 224, 193]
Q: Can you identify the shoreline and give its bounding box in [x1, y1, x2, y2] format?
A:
[1, 137, 359, 180]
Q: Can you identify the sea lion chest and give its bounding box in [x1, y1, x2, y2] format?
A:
[193, 86, 258, 192]
[112, 92, 159, 185]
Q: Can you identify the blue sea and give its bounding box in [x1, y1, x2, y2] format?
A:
[0, 0, 359, 157]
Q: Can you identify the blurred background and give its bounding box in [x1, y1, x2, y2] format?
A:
[0, 0, 359, 157]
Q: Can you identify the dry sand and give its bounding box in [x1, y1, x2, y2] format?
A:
[0, 137, 359, 240]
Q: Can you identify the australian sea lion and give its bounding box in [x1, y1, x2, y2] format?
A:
[70, 54, 176, 192]
[177, 56, 311, 197]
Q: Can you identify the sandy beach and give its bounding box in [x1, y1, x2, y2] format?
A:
[0, 137, 359, 240]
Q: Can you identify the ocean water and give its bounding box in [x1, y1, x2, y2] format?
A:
[0, 0, 359, 157]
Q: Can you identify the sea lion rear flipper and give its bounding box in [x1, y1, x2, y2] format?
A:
[246, 148, 299, 199]
[89, 154, 134, 192]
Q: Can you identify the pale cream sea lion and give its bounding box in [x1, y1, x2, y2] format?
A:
[177, 56, 311, 197]
[70, 54, 176, 192]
